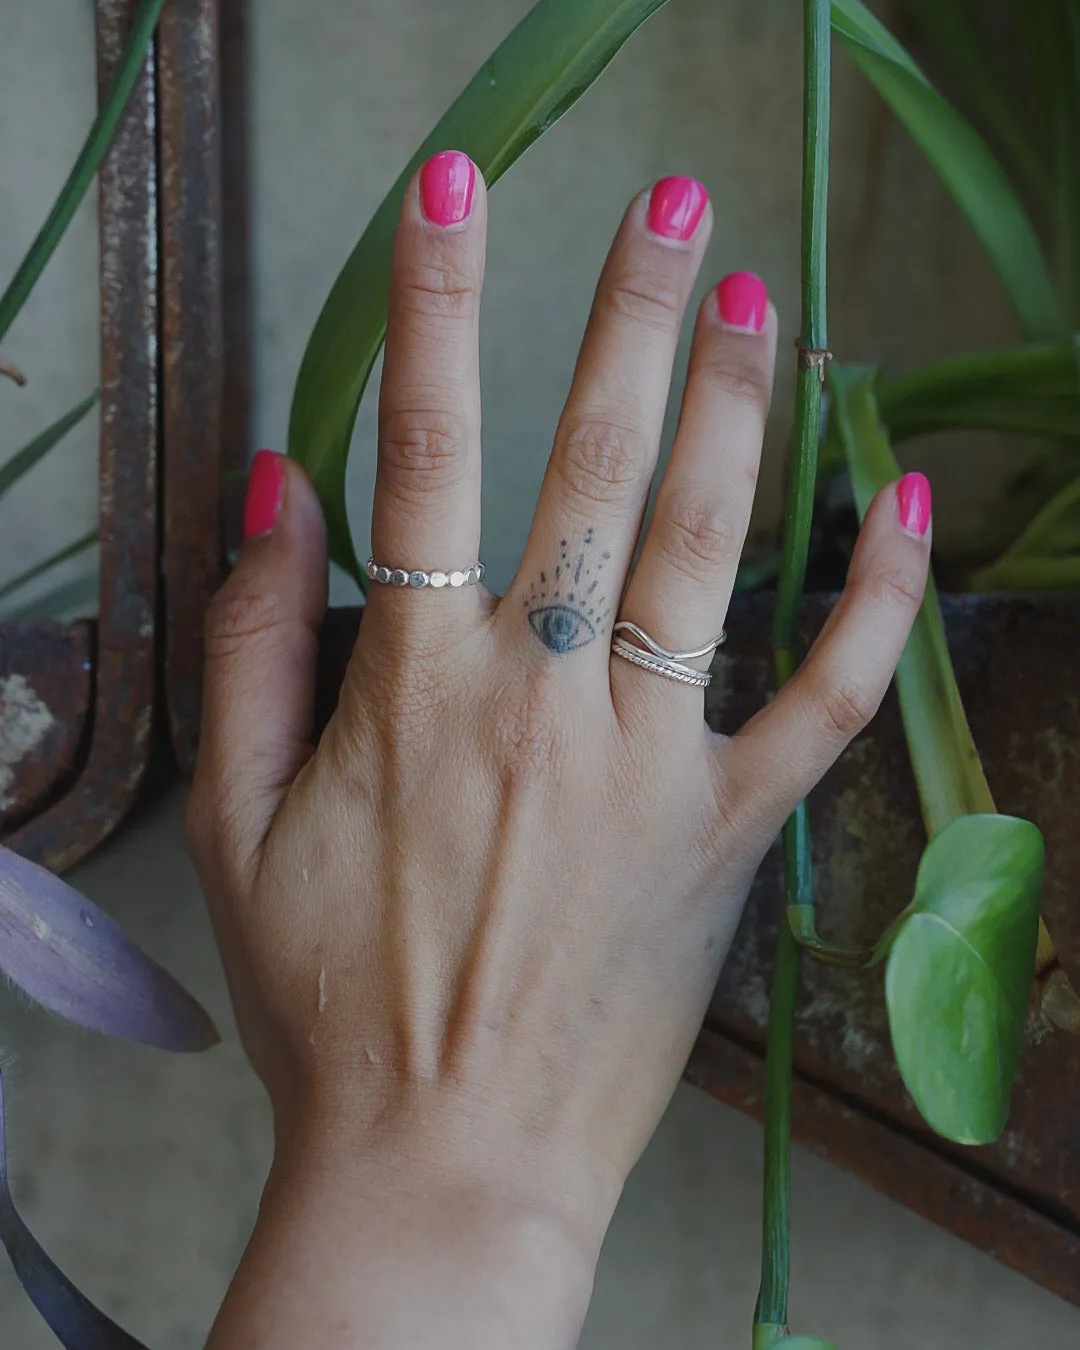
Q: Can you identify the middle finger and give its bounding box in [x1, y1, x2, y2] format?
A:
[505, 178, 711, 665]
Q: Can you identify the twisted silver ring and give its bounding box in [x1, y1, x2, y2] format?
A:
[366, 558, 485, 589]
[610, 620, 726, 689]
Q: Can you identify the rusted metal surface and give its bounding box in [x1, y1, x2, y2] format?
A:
[160, 0, 228, 775]
[311, 594, 1080, 1303]
[1, 0, 158, 873]
[0, 623, 93, 833]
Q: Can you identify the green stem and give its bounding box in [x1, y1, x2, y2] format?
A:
[756, 0, 830, 1338]
[0, 0, 168, 345]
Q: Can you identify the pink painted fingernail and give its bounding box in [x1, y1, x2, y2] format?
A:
[716, 271, 767, 332]
[897, 472, 932, 537]
[420, 150, 476, 227]
[243, 450, 286, 540]
[647, 176, 708, 242]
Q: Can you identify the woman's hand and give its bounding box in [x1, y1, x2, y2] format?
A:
[187, 156, 931, 1349]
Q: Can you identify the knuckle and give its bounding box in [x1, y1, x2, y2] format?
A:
[818, 678, 878, 741]
[700, 354, 772, 416]
[658, 496, 739, 579]
[867, 563, 925, 615]
[204, 588, 283, 663]
[396, 259, 477, 322]
[557, 417, 647, 506]
[378, 408, 470, 501]
[604, 267, 684, 332]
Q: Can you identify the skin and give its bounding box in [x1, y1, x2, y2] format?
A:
[186, 161, 931, 1349]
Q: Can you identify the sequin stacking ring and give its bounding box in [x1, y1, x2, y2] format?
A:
[365, 557, 486, 590]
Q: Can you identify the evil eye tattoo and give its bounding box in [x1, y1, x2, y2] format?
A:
[525, 530, 613, 655]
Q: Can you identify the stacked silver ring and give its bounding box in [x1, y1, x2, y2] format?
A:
[610, 620, 726, 689]
[366, 558, 485, 589]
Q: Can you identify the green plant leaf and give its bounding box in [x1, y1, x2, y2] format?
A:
[288, 0, 672, 579]
[904, 0, 1051, 210]
[0, 392, 99, 502]
[831, 0, 1063, 338]
[881, 394, 1080, 443]
[873, 336, 1080, 442]
[828, 364, 996, 832]
[0, 0, 167, 345]
[971, 471, 1080, 589]
[885, 814, 1043, 1145]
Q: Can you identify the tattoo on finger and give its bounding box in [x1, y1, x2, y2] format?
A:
[524, 529, 614, 654]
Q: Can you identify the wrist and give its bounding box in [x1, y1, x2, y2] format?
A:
[236, 1100, 606, 1350]
[272, 1070, 620, 1260]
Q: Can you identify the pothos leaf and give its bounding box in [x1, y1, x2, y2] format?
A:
[885, 814, 1043, 1145]
[0, 1066, 149, 1348]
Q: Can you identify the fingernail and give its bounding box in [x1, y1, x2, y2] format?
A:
[647, 176, 708, 242]
[420, 150, 476, 227]
[243, 450, 286, 540]
[897, 471, 932, 537]
[716, 271, 767, 332]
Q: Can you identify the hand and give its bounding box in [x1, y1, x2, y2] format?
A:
[187, 157, 931, 1349]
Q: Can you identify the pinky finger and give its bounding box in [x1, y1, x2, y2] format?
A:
[725, 472, 932, 838]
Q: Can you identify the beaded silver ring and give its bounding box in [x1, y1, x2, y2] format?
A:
[365, 558, 486, 590]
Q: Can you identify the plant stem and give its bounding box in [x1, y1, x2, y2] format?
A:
[0, 0, 168, 346]
[755, 0, 831, 1339]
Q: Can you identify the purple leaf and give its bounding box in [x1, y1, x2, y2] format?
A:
[0, 1065, 150, 1348]
[0, 845, 218, 1051]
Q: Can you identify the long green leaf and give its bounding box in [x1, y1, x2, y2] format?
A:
[0, 530, 98, 614]
[830, 364, 994, 832]
[831, 0, 1063, 338]
[0, 392, 99, 502]
[882, 394, 1080, 443]
[288, 0, 673, 579]
[877, 338, 1080, 410]
[0, 0, 167, 344]
[0, 1067, 149, 1348]
[905, 0, 1051, 211]
[971, 471, 1080, 589]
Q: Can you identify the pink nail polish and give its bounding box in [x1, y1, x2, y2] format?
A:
[420, 150, 476, 227]
[716, 272, 767, 332]
[244, 450, 286, 540]
[647, 176, 708, 242]
[897, 471, 932, 537]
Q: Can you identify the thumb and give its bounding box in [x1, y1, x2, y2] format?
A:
[189, 450, 328, 879]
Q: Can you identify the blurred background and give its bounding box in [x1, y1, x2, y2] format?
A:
[1, 1, 1078, 1346]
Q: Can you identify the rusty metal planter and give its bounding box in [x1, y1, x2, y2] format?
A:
[0, 0, 159, 875]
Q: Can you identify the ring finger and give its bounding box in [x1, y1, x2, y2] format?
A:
[613, 273, 777, 719]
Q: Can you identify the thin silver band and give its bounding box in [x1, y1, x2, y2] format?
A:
[610, 620, 726, 690]
[366, 558, 485, 590]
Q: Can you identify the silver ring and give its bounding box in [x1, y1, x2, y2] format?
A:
[366, 558, 485, 589]
[610, 620, 726, 689]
